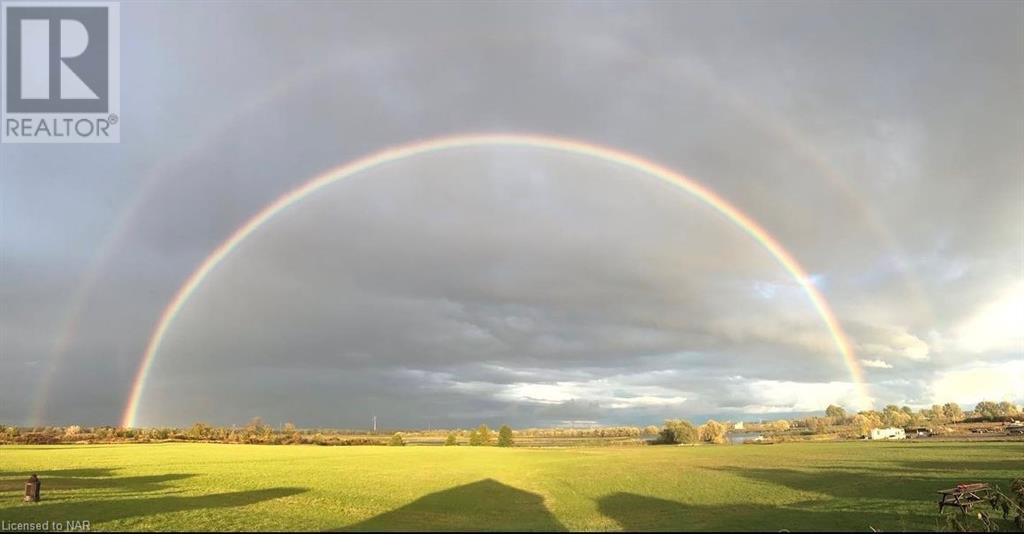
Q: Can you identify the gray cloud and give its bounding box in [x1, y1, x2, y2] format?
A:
[2, 1, 1021, 427]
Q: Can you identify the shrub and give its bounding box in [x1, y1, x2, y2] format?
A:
[658, 419, 697, 444]
[388, 432, 405, 446]
[698, 420, 728, 444]
[445, 433, 458, 446]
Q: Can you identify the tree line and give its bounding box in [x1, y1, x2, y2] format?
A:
[652, 400, 1022, 445]
[2, 399, 1018, 446]
[387, 424, 515, 447]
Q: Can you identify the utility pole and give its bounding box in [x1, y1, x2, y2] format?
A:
[372, 415, 377, 434]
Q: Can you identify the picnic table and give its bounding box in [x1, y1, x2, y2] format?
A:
[937, 483, 992, 513]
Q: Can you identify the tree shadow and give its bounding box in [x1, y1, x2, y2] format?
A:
[894, 459, 1024, 473]
[0, 472, 196, 495]
[707, 465, 1014, 503]
[339, 479, 566, 532]
[597, 492, 936, 532]
[0, 468, 116, 478]
[2, 487, 307, 525]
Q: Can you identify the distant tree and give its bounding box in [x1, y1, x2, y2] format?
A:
[698, 420, 728, 444]
[642, 425, 660, 436]
[975, 401, 1001, 420]
[998, 401, 1020, 417]
[187, 422, 211, 440]
[658, 419, 698, 445]
[445, 432, 458, 446]
[468, 429, 483, 446]
[804, 417, 826, 434]
[477, 424, 493, 445]
[64, 425, 81, 437]
[389, 432, 405, 446]
[943, 402, 963, 423]
[282, 422, 296, 433]
[881, 405, 911, 427]
[770, 419, 791, 433]
[853, 413, 882, 436]
[497, 425, 514, 447]
[825, 404, 846, 421]
[245, 417, 268, 438]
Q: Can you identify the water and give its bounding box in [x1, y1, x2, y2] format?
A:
[726, 431, 764, 444]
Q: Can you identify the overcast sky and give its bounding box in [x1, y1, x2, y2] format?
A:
[1, 0, 1021, 429]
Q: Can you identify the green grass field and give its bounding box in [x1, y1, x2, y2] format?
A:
[1, 441, 1021, 531]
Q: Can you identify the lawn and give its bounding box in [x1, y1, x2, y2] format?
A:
[1, 441, 1021, 531]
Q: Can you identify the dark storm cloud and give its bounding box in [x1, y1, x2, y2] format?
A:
[2, 1, 1021, 426]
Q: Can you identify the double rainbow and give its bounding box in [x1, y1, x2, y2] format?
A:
[121, 133, 869, 427]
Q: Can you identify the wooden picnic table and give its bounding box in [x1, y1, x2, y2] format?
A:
[937, 483, 992, 513]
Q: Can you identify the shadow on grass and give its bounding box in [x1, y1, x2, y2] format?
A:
[0, 468, 116, 478]
[339, 479, 565, 532]
[709, 465, 1018, 503]
[3, 487, 307, 525]
[597, 492, 935, 532]
[0, 472, 197, 494]
[894, 459, 1024, 473]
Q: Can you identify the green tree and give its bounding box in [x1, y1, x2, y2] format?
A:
[468, 429, 483, 446]
[698, 419, 728, 444]
[388, 432, 405, 446]
[975, 401, 1001, 420]
[658, 419, 698, 444]
[444, 432, 458, 446]
[497, 425, 514, 447]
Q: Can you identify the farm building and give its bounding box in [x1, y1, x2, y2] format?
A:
[870, 427, 906, 440]
[904, 427, 931, 438]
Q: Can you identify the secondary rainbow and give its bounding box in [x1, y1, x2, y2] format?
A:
[121, 133, 869, 427]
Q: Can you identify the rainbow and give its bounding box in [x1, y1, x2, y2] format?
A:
[121, 133, 870, 427]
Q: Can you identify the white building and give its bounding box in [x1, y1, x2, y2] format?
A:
[870, 427, 906, 440]
[733, 421, 744, 430]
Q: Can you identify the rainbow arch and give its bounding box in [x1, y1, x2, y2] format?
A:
[121, 133, 869, 427]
